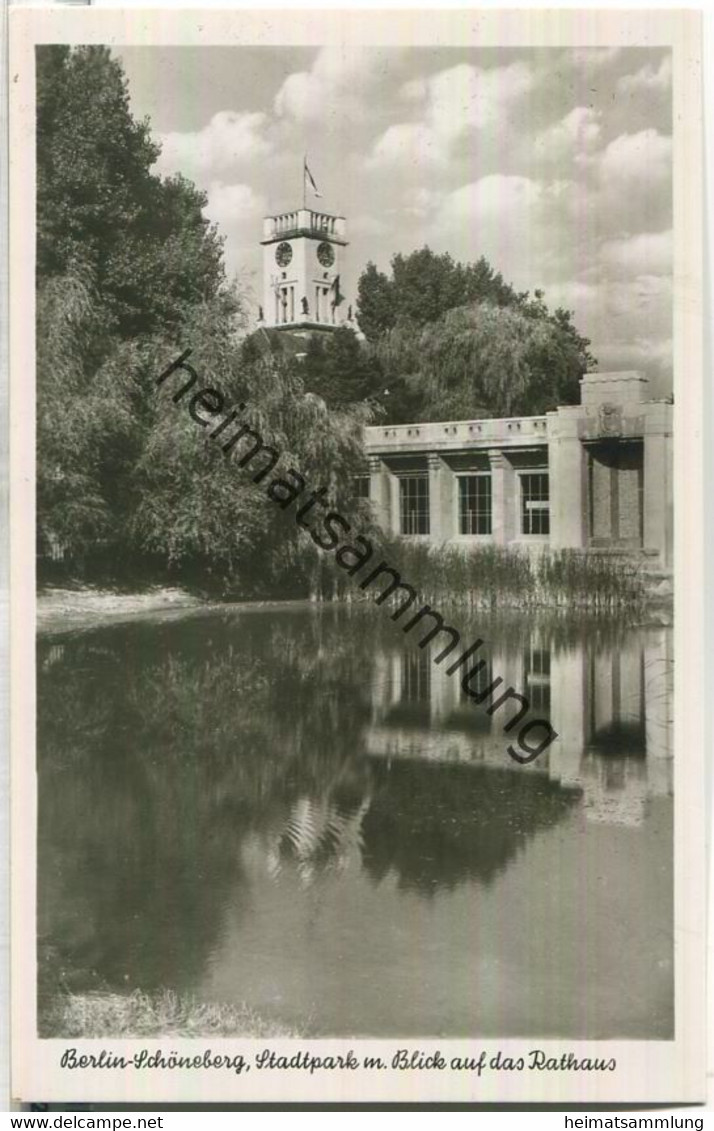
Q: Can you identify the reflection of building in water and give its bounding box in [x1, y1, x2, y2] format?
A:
[366, 627, 673, 826]
[241, 627, 673, 900]
[552, 626, 673, 823]
[525, 644, 551, 716]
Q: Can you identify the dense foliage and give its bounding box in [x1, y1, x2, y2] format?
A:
[37, 46, 370, 591]
[37, 46, 227, 340]
[357, 249, 596, 422]
[356, 249, 519, 341]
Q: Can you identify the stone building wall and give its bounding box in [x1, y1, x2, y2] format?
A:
[363, 371, 673, 566]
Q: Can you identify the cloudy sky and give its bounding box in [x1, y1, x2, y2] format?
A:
[118, 45, 673, 393]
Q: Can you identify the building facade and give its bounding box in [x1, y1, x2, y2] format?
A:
[261, 207, 349, 332]
[364, 371, 673, 566]
[257, 206, 673, 567]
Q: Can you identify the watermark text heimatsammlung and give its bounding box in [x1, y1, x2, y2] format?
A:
[155, 349, 558, 765]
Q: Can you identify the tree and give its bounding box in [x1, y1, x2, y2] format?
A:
[355, 262, 395, 342]
[132, 352, 372, 593]
[36, 46, 247, 578]
[356, 248, 519, 341]
[37, 45, 230, 339]
[356, 247, 595, 422]
[375, 302, 590, 422]
[240, 325, 385, 410]
[300, 326, 382, 405]
[36, 265, 118, 558]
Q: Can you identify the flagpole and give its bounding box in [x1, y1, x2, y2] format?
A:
[302, 154, 306, 211]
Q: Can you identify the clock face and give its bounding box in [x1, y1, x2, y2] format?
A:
[317, 241, 335, 268]
[275, 242, 293, 268]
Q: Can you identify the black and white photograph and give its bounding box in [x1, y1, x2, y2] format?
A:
[8, 6, 706, 1107]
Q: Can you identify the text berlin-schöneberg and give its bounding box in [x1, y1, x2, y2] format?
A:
[155, 350, 558, 765]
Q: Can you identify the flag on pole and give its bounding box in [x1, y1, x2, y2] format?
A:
[304, 158, 322, 199]
[331, 274, 344, 308]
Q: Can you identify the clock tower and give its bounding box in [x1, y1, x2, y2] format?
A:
[260, 208, 349, 333]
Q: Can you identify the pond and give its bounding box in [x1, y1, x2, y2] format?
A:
[37, 604, 673, 1039]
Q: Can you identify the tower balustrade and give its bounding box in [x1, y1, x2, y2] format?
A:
[262, 210, 347, 242]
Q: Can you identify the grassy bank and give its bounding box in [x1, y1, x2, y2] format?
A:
[40, 989, 304, 1039]
[38, 546, 658, 628]
[36, 585, 207, 633]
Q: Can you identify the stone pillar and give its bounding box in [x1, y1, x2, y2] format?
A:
[427, 453, 456, 543]
[488, 450, 516, 544]
[643, 403, 673, 566]
[369, 650, 392, 723]
[547, 409, 587, 549]
[368, 456, 396, 536]
[430, 656, 457, 722]
[388, 652, 402, 709]
[389, 474, 401, 536]
[549, 648, 587, 786]
[592, 652, 615, 733]
[619, 641, 644, 728]
[644, 628, 674, 796]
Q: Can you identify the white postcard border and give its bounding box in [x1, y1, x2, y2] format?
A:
[8, 6, 706, 1106]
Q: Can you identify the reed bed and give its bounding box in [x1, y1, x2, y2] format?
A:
[327, 541, 649, 611]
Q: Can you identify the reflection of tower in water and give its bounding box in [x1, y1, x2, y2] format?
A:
[264, 769, 373, 887]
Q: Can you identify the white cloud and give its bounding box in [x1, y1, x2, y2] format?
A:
[369, 61, 533, 169]
[441, 174, 543, 221]
[428, 175, 576, 287]
[595, 337, 672, 385]
[368, 122, 448, 168]
[274, 47, 386, 122]
[349, 213, 391, 238]
[534, 106, 602, 162]
[401, 61, 533, 140]
[404, 186, 441, 217]
[543, 273, 672, 390]
[617, 55, 672, 95]
[156, 111, 272, 180]
[416, 172, 672, 387]
[540, 279, 600, 312]
[599, 230, 672, 276]
[576, 130, 672, 237]
[569, 47, 622, 69]
[597, 129, 672, 185]
[203, 182, 265, 230]
[201, 182, 266, 281]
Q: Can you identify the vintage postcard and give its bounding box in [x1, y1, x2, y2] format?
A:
[8, 6, 706, 1106]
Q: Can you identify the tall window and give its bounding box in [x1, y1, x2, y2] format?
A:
[278, 285, 294, 324]
[353, 475, 370, 501]
[458, 475, 492, 535]
[399, 476, 429, 535]
[521, 472, 550, 535]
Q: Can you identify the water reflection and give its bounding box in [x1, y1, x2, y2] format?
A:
[37, 607, 673, 1038]
[367, 621, 673, 828]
